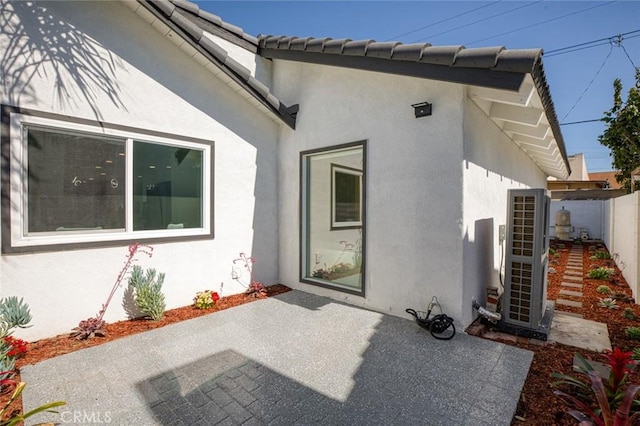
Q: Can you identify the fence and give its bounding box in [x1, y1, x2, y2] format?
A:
[549, 193, 640, 299]
[604, 192, 640, 300]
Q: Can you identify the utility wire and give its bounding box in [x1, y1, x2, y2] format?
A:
[546, 29, 640, 55]
[618, 40, 638, 70]
[561, 43, 614, 121]
[466, 1, 617, 46]
[546, 33, 640, 59]
[384, 1, 501, 42]
[560, 119, 603, 126]
[545, 41, 616, 58]
[413, 1, 542, 43]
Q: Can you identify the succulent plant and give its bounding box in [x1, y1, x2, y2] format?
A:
[0, 297, 32, 329]
[597, 285, 612, 294]
[70, 317, 106, 340]
[128, 265, 166, 321]
[626, 326, 640, 341]
[245, 282, 267, 298]
[599, 298, 619, 309]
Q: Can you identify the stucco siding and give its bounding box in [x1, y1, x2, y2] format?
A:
[274, 59, 465, 322]
[1, 1, 279, 340]
[462, 96, 547, 327]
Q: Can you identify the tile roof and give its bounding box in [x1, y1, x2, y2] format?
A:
[589, 172, 623, 189]
[134, 0, 570, 177]
[136, 0, 297, 129]
[259, 35, 569, 177]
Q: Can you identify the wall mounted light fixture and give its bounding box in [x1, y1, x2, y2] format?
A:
[411, 101, 432, 118]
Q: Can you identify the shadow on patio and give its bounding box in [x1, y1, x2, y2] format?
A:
[22, 291, 532, 425]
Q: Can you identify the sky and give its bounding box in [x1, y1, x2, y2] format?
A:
[195, 1, 640, 173]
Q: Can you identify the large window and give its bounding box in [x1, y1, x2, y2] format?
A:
[301, 142, 365, 295]
[6, 111, 212, 251]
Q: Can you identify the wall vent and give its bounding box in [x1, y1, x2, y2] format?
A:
[502, 188, 550, 330]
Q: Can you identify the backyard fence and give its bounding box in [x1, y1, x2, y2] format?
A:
[604, 192, 640, 300]
[548, 193, 640, 299]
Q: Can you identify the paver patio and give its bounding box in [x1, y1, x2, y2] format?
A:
[22, 291, 532, 425]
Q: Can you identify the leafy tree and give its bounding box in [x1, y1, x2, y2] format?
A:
[598, 70, 640, 193]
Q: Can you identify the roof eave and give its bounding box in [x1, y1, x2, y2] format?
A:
[134, 0, 296, 129]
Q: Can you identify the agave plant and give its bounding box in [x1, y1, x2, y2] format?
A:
[600, 298, 619, 309]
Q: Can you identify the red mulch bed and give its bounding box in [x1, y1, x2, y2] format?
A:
[0, 284, 291, 422]
[505, 241, 640, 425]
[2, 246, 640, 425]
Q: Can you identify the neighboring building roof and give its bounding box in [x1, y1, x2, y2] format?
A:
[131, 0, 298, 129]
[589, 172, 623, 190]
[549, 188, 626, 200]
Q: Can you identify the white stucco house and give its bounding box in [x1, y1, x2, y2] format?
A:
[0, 0, 570, 341]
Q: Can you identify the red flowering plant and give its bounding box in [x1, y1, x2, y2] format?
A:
[71, 243, 153, 340]
[194, 290, 220, 309]
[3, 336, 27, 358]
[552, 347, 640, 425]
[233, 253, 267, 298]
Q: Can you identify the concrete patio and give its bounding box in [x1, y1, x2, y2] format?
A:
[22, 290, 532, 425]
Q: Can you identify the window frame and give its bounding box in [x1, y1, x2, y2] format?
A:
[299, 141, 366, 296]
[330, 163, 363, 230]
[1, 106, 214, 253]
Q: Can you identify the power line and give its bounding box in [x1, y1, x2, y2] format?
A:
[384, 1, 501, 42]
[465, 1, 617, 46]
[546, 29, 640, 55]
[545, 33, 640, 61]
[413, 1, 542, 43]
[545, 41, 615, 58]
[562, 44, 614, 121]
[618, 39, 639, 70]
[560, 119, 603, 126]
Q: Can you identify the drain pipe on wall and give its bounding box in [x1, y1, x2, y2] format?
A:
[472, 299, 502, 323]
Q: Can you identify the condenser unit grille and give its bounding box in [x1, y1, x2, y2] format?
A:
[511, 196, 536, 257]
[503, 189, 550, 330]
[508, 261, 533, 323]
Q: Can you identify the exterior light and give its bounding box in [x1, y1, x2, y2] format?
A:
[411, 101, 432, 118]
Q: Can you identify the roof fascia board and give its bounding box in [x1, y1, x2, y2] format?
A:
[136, 0, 296, 129]
[175, 8, 258, 53]
[530, 64, 570, 174]
[261, 47, 526, 91]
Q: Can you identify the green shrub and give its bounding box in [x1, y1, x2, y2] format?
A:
[633, 348, 640, 360]
[128, 265, 166, 321]
[589, 267, 614, 280]
[623, 308, 636, 321]
[594, 250, 612, 259]
[596, 285, 611, 294]
[625, 326, 640, 340]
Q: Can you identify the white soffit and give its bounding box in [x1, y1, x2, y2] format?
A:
[469, 74, 569, 179]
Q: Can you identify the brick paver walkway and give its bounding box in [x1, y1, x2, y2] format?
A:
[22, 291, 532, 425]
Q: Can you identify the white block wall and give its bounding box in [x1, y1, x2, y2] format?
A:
[605, 193, 640, 299]
[549, 200, 606, 240]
